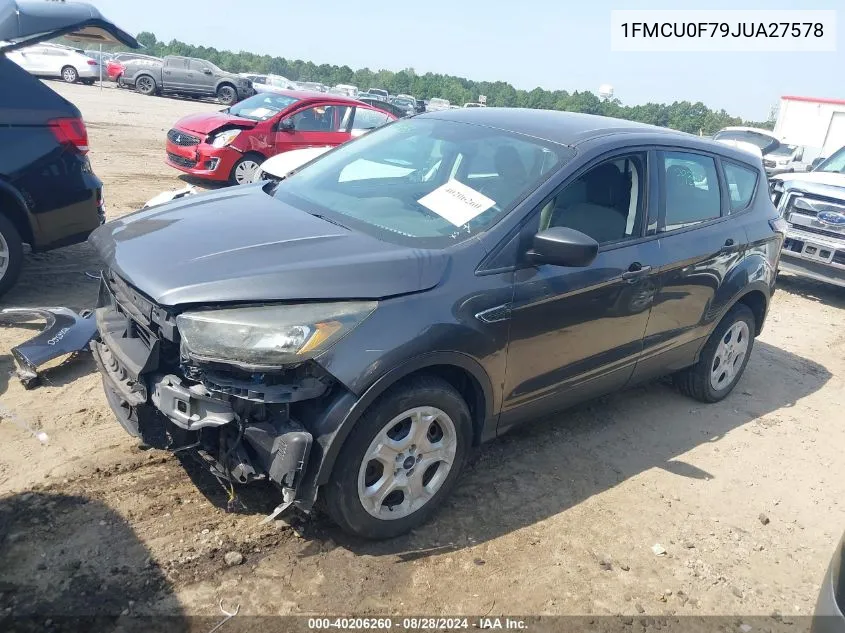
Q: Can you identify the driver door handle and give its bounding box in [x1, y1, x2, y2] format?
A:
[622, 262, 652, 281]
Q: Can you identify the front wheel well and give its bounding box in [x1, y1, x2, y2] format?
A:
[390, 365, 487, 446]
[736, 290, 767, 335]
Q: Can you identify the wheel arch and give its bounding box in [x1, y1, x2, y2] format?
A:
[314, 352, 495, 485]
[0, 182, 34, 245]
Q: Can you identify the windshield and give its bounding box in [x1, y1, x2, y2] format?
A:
[713, 130, 778, 151]
[273, 118, 575, 247]
[393, 98, 413, 107]
[228, 93, 300, 121]
[768, 144, 798, 157]
[815, 146, 845, 174]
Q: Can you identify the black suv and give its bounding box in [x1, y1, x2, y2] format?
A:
[90, 108, 785, 539]
[0, 0, 138, 297]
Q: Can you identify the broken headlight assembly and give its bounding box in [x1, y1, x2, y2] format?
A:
[210, 129, 241, 148]
[176, 301, 377, 369]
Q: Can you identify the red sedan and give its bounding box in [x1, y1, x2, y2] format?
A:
[165, 91, 396, 184]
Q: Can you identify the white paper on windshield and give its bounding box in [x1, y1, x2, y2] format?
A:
[417, 180, 495, 226]
[248, 107, 272, 118]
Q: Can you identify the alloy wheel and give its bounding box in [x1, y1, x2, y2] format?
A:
[0, 230, 9, 279]
[710, 321, 750, 391]
[357, 406, 457, 520]
[62, 67, 78, 83]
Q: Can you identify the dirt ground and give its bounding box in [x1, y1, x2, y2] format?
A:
[2, 81, 845, 622]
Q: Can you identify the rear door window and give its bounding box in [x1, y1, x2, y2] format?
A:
[722, 162, 758, 212]
[661, 151, 721, 231]
[350, 107, 391, 134]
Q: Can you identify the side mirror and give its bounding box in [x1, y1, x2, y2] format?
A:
[527, 227, 599, 267]
[278, 118, 296, 133]
[203, 69, 212, 75]
[811, 157, 825, 171]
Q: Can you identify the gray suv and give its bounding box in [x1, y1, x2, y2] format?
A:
[122, 55, 253, 105]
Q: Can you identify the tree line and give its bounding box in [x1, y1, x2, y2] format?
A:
[98, 32, 774, 135]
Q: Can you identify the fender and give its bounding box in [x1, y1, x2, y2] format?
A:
[694, 252, 773, 360]
[0, 179, 34, 243]
[313, 351, 496, 485]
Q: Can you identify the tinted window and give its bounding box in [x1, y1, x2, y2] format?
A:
[189, 60, 212, 72]
[351, 108, 391, 131]
[541, 153, 647, 244]
[290, 105, 351, 132]
[662, 152, 721, 231]
[275, 118, 574, 247]
[167, 58, 189, 69]
[228, 93, 300, 121]
[722, 162, 758, 212]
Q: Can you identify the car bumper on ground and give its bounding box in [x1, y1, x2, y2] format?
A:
[779, 229, 845, 288]
[812, 534, 845, 632]
[165, 137, 238, 182]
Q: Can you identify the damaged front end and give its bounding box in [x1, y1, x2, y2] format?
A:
[90, 270, 355, 512]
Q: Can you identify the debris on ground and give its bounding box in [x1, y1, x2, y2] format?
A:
[651, 544, 667, 556]
[224, 551, 244, 566]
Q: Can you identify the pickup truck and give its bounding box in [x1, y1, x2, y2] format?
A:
[122, 55, 253, 105]
[770, 145, 845, 288]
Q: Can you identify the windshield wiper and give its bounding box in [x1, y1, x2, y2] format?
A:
[308, 212, 350, 230]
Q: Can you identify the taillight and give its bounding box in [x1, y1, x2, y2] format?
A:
[48, 117, 89, 154]
[87, 59, 98, 66]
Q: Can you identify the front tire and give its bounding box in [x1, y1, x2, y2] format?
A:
[324, 376, 472, 539]
[217, 84, 237, 105]
[0, 214, 24, 298]
[229, 154, 264, 185]
[61, 66, 79, 83]
[674, 303, 756, 403]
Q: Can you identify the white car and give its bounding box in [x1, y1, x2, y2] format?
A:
[242, 73, 298, 94]
[427, 97, 451, 111]
[6, 42, 100, 84]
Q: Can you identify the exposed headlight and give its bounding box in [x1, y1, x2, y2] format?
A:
[210, 129, 241, 148]
[177, 302, 377, 368]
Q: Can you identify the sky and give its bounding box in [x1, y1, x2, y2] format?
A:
[91, 0, 843, 121]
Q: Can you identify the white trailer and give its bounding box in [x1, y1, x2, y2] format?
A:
[774, 95, 845, 160]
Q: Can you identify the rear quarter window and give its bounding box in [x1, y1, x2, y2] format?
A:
[721, 161, 759, 212]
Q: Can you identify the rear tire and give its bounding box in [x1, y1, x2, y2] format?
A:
[217, 84, 237, 105]
[324, 376, 472, 539]
[135, 74, 157, 96]
[0, 214, 24, 298]
[674, 303, 756, 403]
[61, 66, 79, 83]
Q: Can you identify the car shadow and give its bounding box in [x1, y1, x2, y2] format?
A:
[314, 340, 831, 559]
[777, 272, 845, 307]
[176, 174, 230, 191]
[0, 491, 185, 630]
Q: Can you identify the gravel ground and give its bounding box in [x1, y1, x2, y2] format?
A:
[1, 81, 845, 621]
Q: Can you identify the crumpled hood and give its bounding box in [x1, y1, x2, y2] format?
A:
[773, 171, 845, 191]
[175, 112, 257, 135]
[88, 185, 449, 308]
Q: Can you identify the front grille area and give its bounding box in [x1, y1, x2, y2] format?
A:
[167, 152, 198, 169]
[790, 223, 845, 241]
[763, 159, 776, 168]
[167, 128, 201, 146]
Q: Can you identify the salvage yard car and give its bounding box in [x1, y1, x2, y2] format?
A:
[0, 0, 138, 297]
[771, 145, 845, 288]
[165, 91, 395, 184]
[90, 109, 784, 539]
[5, 42, 101, 85]
[122, 55, 253, 105]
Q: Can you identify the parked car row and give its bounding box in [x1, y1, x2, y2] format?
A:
[5, 42, 102, 84]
